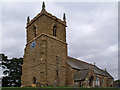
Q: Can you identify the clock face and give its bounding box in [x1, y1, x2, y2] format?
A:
[31, 41, 36, 48]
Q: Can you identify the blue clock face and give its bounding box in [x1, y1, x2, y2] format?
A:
[31, 41, 36, 48]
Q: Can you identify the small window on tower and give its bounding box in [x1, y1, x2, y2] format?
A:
[33, 26, 37, 37]
[56, 70, 58, 75]
[53, 25, 57, 37]
[33, 77, 36, 84]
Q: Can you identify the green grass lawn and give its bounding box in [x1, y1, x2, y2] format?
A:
[1, 87, 120, 90]
[1, 87, 38, 90]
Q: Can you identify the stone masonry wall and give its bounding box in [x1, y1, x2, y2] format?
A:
[21, 11, 67, 87]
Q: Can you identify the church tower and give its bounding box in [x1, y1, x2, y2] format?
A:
[21, 2, 67, 87]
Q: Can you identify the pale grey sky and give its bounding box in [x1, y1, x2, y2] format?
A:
[0, 1, 118, 80]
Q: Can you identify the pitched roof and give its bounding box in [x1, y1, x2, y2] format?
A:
[74, 69, 90, 81]
[100, 69, 113, 79]
[66, 56, 113, 79]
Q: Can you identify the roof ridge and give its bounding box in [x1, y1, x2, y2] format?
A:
[94, 65, 108, 74]
[68, 56, 94, 66]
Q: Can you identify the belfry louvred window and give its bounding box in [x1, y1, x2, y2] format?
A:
[33, 26, 36, 37]
[53, 25, 57, 37]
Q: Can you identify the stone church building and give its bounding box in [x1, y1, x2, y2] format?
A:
[21, 2, 114, 87]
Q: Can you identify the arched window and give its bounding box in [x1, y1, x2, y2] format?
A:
[53, 25, 57, 37]
[89, 75, 94, 87]
[33, 77, 36, 84]
[33, 26, 37, 37]
[95, 77, 100, 87]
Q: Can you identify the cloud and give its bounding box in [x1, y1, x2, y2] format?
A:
[63, 2, 118, 79]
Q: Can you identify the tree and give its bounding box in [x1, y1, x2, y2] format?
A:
[114, 80, 120, 88]
[8, 58, 23, 87]
[1, 54, 10, 75]
[1, 54, 10, 87]
[1, 54, 23, 87]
